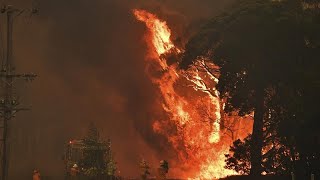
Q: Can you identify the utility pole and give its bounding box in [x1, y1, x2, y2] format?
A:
[0, 4, 37, 180]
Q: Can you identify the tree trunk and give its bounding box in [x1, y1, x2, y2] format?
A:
[250, 87, 265, 176]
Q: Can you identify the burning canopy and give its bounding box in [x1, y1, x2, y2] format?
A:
[133, 9, 253, 179]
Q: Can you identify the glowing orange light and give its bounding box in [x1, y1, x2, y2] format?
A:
[133, 9, 175, 56]
[133, 9, 253, 179]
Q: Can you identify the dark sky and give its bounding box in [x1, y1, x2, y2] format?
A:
[0, 0, 233, 178]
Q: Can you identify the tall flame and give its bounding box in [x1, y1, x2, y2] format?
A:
[134, 9, 175, 56]
[133, 9, 253, 179]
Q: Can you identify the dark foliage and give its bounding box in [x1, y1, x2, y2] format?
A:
[225, 134, 294, 175]
[225, 136, 251, 175]
[182, 0, 320, 176]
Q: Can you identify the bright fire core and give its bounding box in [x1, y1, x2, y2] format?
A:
[133, 9, 253, 179]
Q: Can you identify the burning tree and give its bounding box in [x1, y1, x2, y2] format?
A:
[133, 9, 252, 179]
[182, 0, 320, 176]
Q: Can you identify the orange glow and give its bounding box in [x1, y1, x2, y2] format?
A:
[133, 9, 253, 179]
[133, 9, 176, 57]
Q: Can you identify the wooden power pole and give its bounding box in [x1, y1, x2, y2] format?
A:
[0, 4, 37, 180]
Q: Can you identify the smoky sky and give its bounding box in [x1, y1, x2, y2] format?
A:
[0, 0, 233, 179]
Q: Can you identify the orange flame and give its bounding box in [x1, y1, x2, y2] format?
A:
[134, 9, 175, 56]
[133, 9, 253, 179]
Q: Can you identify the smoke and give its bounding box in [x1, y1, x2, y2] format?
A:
[0, 0, 233, 179]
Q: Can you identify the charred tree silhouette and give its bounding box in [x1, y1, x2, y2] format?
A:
[182, 0, 320, 176]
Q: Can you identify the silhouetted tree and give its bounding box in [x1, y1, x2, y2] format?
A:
[225, 134, 295, 175]
[225, 136, 251, 175]
[182, 0, 320, 175]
